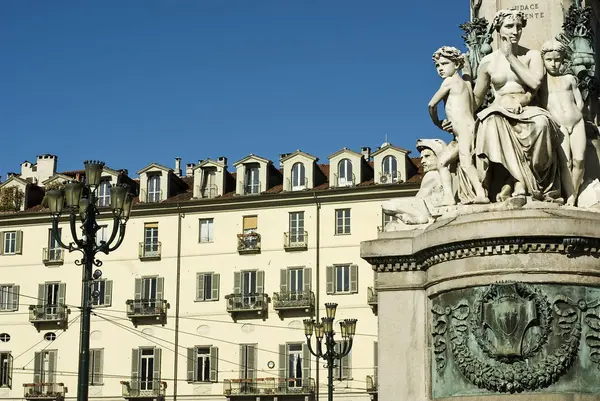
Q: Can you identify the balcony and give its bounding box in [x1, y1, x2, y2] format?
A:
[273, 290, 315, 316]
[29, 305, 69, 330]
[283, 232, 308, 251]
[23, 383, 66, 400]
[237, 233, 261, 254]
[42, 248, 64, 266]
[121, 380, 166, 400]
[224, 378, 315, 397]
[240, 181, 261, 195]
[333, 173, 356, 188]
[367, 287, 378, 306]
[126, 300, 168, 326]
[226, 293, 268, 317]
[366, 375, 377, 399]
[197, 184, 218, 199]
[138, 242, 161, 261]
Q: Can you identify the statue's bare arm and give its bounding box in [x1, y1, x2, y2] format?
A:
[473, 58, 491, 109]
[506, 49, 544, 91]
[428, 81, 452, 129]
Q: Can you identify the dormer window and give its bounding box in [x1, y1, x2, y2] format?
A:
[291, 163, 306, 191]
[98, 180, 111, 207]
[381, 155, 398, 183]
[147, 175, 161, 202]
[244, 164, 260, 195]
[201, 168, 217, 199]
[337, 159, 354, 187]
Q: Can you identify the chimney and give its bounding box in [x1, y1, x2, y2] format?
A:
[186, 163, 195, 177]
[361, 147, 371, 161]
[217, 156, 227, 166]
[174, 157, 182, 177]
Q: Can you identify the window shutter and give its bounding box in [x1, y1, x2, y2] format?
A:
[239, 345, 247, 379]
[10, 285, 19, 311]
[94, 349, 104, 384]
[303, 268, 312, 292]
[15, 231, 22, 254]
[278, 344, 286, 380]
[332, 343, 339, 380]
[350, 265, 359, 293]
[134, 278, 142, 300]
[326, 266, 334, 294]
[153, 348, 162, 382]
[48, 350, 56, 383]
[197, 274, 205, 301]
[104, 281, 112, 306]
[342, 346, 351, 380]
[302, 343, 310, 382]
[0, 232, 4, 255]
[156, 277, 164, 300]
[186, 347, 195, 382]
[247, 345, 256, 380]
[209, 346, 218, 382]
[33, 352, 42, 384]
[256, 271, 264, 294]
[243, 216, 258, 230]
[211, 274, 220, 301]
[374, 341, 378, 383]
[58, 283, 66, 306]
[131, 349, 140, 389]
[279, 269, 287, 292]
[7, 353, 12, 388]
[38, 284, 45, 306]
[208, 220, 214, 241]
[89, 353, 94, 384]
[233, 272, 241, 295]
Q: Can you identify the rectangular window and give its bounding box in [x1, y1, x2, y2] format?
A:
[199, 219, 214, 243]
[133, 347, 161, 391]
[333, 342, 352, 380]
[147, 175, 161, 202]
[187, 345, 218, 383]
[201, 169, 217, 198]
[326, 265, 358, 295]
[196, 273, 219, 301]
[89, 349, 104, 385]
[0, 285, 19, 312]
[90, 280, 112, 307]
[3, 232, 17, 255]
[280, 268, 311, 300]
[0, 352, 12, 388]
[47, 228, 62, 261]
[279, 343, 310, 389]
[289, 212, 305, 243]
[38, 282, 66, 316]
[244, 165, 260, 194]
[239, 344, 257, 380]
[98, 181, 111, 207]
[289, 268, 304, 293]
[33, 350, 57, 384]
[335, 209, 351, 235]
[144, 223, 159, 254]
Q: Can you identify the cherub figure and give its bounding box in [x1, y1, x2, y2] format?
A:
[428, 46, 489, 205]
[539, 39, 586, 206]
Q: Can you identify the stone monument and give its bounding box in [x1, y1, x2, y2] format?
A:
[361, 1, 600, 400]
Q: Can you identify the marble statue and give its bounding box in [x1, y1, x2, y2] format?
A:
[428, 46, 489, 205]
[539, 39, 586, 206]
[381, 139, 450, 229]
[471, 9, 562, 202]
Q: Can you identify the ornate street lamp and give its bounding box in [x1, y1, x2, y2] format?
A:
[46, 160, 133, 401]
[303, 303, 357, 401]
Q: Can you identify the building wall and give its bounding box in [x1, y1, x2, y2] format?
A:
[0, 184, 416, 401]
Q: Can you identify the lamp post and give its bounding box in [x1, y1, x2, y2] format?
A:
[303, 303, 357, 401]
[45, 160, 133, 401]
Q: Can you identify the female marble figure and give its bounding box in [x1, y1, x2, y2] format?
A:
[470, 9, 563, 202]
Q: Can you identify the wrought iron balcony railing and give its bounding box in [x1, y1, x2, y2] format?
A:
[197, 184, 218, 199]
[283, 231, 308, 251]
[333, 173, 356, 188]
[138, 242, 161, 261]
[29, 305, 68, 325]
[126, 300, 168, 319]
[139, 189, 164, 203]
[224, 377, 315, 396]
[121, 380, 166, 399]
[367, 287, 378, 306]
[225, 293, 268, 314]
[42, 248, 64, 266]
[273, 290, 315, 313]
[366, 375, 377, 393]
[23, 383, 66, 400]
[237, 233, 261, 254]
[239, 181, 261, 195]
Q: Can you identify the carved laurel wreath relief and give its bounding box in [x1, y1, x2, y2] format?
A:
[431, 282, 600, 393]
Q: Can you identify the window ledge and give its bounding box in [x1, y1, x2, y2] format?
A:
[194, 299, 219, 303]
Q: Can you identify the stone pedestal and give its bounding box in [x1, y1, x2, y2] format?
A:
[361, 207, 600, 401]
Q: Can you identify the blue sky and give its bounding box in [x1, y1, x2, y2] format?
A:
[0, 1, 468, 176]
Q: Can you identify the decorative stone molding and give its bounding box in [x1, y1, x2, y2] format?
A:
[365, 236, 600, 272]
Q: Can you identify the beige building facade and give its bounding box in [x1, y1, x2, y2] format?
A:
[0, 146, 419, 401]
